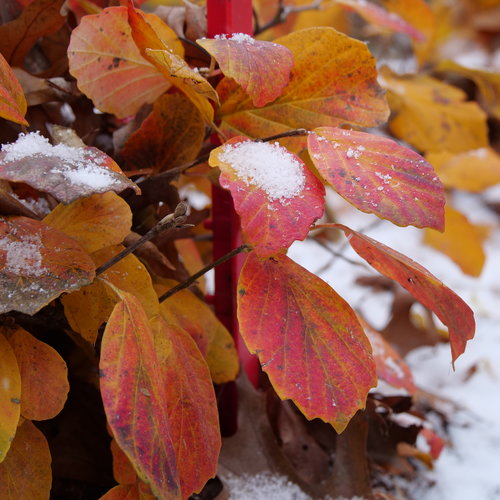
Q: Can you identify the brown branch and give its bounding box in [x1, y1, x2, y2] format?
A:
[95, 202, 192, 276]
[158, 244, 251, 302]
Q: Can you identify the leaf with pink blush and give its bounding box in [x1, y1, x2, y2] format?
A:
[209, 137, 325, 257]
[308, 127, 445, 230]
[197, 34, 293, 107]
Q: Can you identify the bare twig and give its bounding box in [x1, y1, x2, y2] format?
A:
[158, 244, 251, 302]
[95, 202, 192, 276]
[254, 0, 323, 36]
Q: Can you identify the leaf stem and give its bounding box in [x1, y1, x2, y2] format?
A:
[141, 128, 309, 183]
[95, 202, 192, 276]
[158, 244, 251, 302]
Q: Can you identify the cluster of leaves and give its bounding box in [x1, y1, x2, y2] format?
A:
[1, 0, 499, 498]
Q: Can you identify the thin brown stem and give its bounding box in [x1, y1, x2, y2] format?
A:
[95, 202, 192, 276]
[159, 244, 251, 302]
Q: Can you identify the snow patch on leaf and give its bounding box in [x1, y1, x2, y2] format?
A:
[217, 141, 306, 204]
[214, 33, 255, 44]
[0, 231, 46, 277]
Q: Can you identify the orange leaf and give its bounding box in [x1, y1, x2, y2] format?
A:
[0, 420, 51, 499]
[379, 66, 488, 154]
[197, 35, 293, 107]
[218, 27, 389, 144]
[62, 244, 159, 344]
[0, 216, 95, 315]
[327, 224, 475, 366]
[0, 132, 140, 204]
[0, 53, 28, 126]
[120, 94, 205, 173]
[8, 327, 69, 421]
[149, 317, 221, 497]
[308, 127, 445, 230]
[237, 252, 377, 432]
[361, 319, 416, 394]
[0, 0, 66, 66]
[158, 281, 238, 384]
[100, 483, 156, 500]
[111, 438, 137, 485]
[127, 2, 218, 123]
[336, 0, 426, 41]
[427, 148, 500, 192]
[68, 6, 176, 118]
[100, 292, 180, 499]
[209, 137, 325, 256]
[0, 332, 21, 462]
[43, 192, 132, 253]
[424, 205, 486, 277]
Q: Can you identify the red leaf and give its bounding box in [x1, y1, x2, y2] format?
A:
[361, 319, 415, 394]
[100, 292, 180, 499]
[149, 318, 220, 497]
[68, 6, 173, 118]
[237, 252, 376, 432]
[419, 428, 445, 460]
[0, 132, 139, 204]
[335, 0, 426, 41]
[197, 35, 293, 106]
[209, 137, 325, 257]
[308, 127, 445, 230]
[0, 52, 28, 126]
[0, 216, 96, 315]
[326, 224, 475, 366]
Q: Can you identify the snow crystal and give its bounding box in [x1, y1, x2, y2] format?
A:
[218, 141, 306, 203]
[470, 148, 488, 159]
[215, 33, 255, 44]
[346, 146, 365, 160]
[375, 171, 392, 184]
[58, 165, 115, 189]
[0, 232, 47, 277]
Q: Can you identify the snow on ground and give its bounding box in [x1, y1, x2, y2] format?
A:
[287, 189, 500, 500]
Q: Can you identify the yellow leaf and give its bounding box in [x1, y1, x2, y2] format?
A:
[427, 148, 500, 192]
[424, 205, 487, 277]
[43, 192, 132, 253]
[62, 245, 159, 344]
[380, 66, 488, 153]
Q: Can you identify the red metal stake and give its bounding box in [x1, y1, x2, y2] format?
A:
[207, 0, 259, 434]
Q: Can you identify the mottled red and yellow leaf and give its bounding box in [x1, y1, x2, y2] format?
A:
[380, 66, 488, 154]
[158, 281, 238, 384]
[149, 317, 221, 497]
[197, 35, 293, 107]
[68, 6, 177, 117]
[0, 420, 51, 499]
[100, 292, 180, 499]
[308, 127, 444, 230]
[0, 332, 21, 463]
[0, 217, 95, 315]
[328, 224, 475, 365]
[237, 252, 377, 433]
[427, 148, 500, 192]
[120, 94, 205, 173]
[0, 53, 28, 126]
[62, 245, 159, 344]
[217, 27, 389, 146]
[0, 132, 139, 204]
[43, 192, 132, 253]
[209, 137, 325, 256]
[424, 205, 487, 277]
[8, 327, 69, 421]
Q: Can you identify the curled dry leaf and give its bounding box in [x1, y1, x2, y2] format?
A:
[0, 52, 28, 125]
[8, 327, 69, 421]
[329, 224, 475, 366]
[0, 216, 96, 315]
[308, 127, 445, 230]
[43, 192, 132, 254]
[197, 34, 294, 107]
[0, 332, 21, 463]
[68, 6, 177, 118]
[218, 27, 389, 145]
[209, 137, 325, 257]
[238, 252, 377, 433]
[0, 132, 140, 204]
[0, 420, 52, 500]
